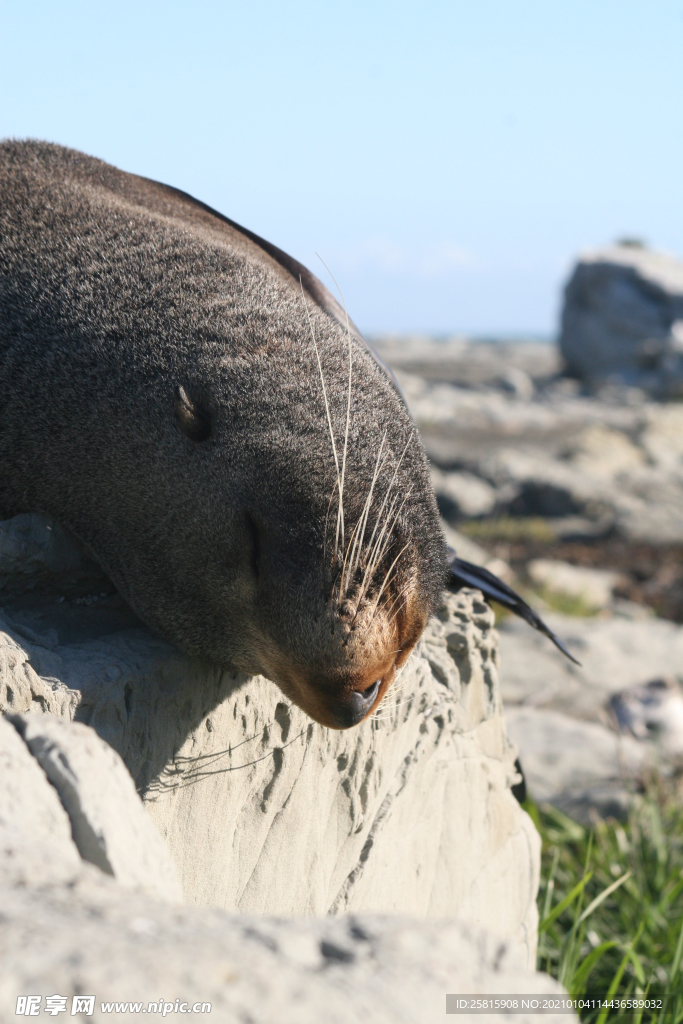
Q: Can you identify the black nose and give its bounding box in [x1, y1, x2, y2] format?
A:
[332, 679, 381, 729]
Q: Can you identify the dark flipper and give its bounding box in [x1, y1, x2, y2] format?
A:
[447, 552, 581, 666]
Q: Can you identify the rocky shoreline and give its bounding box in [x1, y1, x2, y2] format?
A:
[375, 316, 683, 822]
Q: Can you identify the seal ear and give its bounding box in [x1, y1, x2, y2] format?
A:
[175, 385, 212, 442]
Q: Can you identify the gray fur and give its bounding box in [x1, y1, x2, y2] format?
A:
[0, 140, 446, 727]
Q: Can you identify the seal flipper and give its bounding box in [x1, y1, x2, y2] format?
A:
[447, 551, 581, 666]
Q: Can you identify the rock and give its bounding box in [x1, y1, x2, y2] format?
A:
[441, 521, 514, 586]
[559, 245, 683, 395]
[432, 467, 498, 519]
[372, 336, 561, 389]
[609, 677, 683, 768]
[478, 448, 615, 521]
[0, 517, 540, 961]
[504, 706, 646, 822]
[640, 405, 683, 470]
[9, 713, 181, 901]
[497, 612, 683, 818]
[0, 873, 569, 1023]
[563, 424, 645, 477]
[527, 560, 623, 611]
[498, 611, 683, 722]
[0, 581, 565, 1020]
[0, 514, 107, 600]
[500, 367, 535, 401]
[441, 521, 493, 564]
[0, 715, 82, 887]
[375, 335, 683, 545]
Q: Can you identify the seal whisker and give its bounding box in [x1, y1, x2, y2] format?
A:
[372, 697, 414, 720]
[360, 492, 401, 592]
[299, 277, 344, 561]
[386, 593, 407, 628]
[359, 492, 403, 598]
[386, 582, 406, 613]
[346, 431, 387, 597]
[323, 482, 339, 591]
[353, 489, 407, 619]
[339, 436, 390, 607]
[363, 435, 412, 562]
[337, 511, 365, 606]
[361, 489, 413, 609]
[368, 542, 411, 624]
[357, 436, 413, 602]
[343, 443, 383, 597]
[373, 697, 414, 714]
[316, 255, 353, 563]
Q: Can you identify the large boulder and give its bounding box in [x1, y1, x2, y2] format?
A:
[560, 244, 683, 394]
[0, 513, 540, 963]
[498, 610, 683, 819]
[0, 713, 569, 1023]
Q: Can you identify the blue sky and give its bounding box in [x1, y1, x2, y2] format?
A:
[2, 1, 682, 335]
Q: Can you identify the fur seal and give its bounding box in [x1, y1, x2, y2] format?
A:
[0, 140, 448, 729]
[0, 142, 577, 731]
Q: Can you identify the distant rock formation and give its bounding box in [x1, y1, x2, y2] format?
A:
[560, 244, 683, 395]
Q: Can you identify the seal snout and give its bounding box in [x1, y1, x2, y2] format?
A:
[331, 678, 381, 729]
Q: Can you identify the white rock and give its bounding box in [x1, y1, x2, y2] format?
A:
[564, 424, 644, 477]
[11, 713, 181, 902]
[609, 677, 683, 766]
[498, 612, 683, 722]
[560, 245, 683, 394]
[640, 405, 683, 469]
[498, 612, 683, 817]
[441, 521, 490, 564]
[0, 873, 569, 1024]
[432, 466, 498, 518]
[0, 715, 82, 886]
[504, 706, 646, 820]
[0, 586, 540, 963]
[527, 559, 622, 611]
[500, 366, 535, 401]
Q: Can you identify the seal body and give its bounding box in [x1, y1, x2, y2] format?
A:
[0, 140, 446, 728]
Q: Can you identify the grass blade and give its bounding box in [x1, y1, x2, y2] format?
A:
[539, 872, 593, 934]
[577, 872, 632, 925]
[570, 940, 619, 995]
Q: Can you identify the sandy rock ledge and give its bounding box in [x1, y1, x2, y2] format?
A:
[0, 513, 563, 1019]
[0, 714, 567, 1023]
[0, 580, 539, 946]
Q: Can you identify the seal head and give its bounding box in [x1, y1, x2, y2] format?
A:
[0, 140, 447, 728]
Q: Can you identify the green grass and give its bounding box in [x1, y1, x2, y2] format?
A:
[459, 516, 557, 543]
[526, 783, 683, 1022]
[533, 585, 602, 618]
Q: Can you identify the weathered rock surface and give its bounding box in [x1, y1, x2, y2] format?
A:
[0, 878, 567, 1024]
[504, 706, 646, 822]
[526, 560, 623, 611]
[371, 331, 683, 820]
[0, 712, 569, 1023]
[373, 336, 561, 390]
[375, 336, 683, 544]
[0, 513, 540, 961]
[0, 714, 82, 888]
[559, 245, 683, 395]
[497, 611, 683, 818]
[609, 677, 683, 767]
[10, 712, 181, 900]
